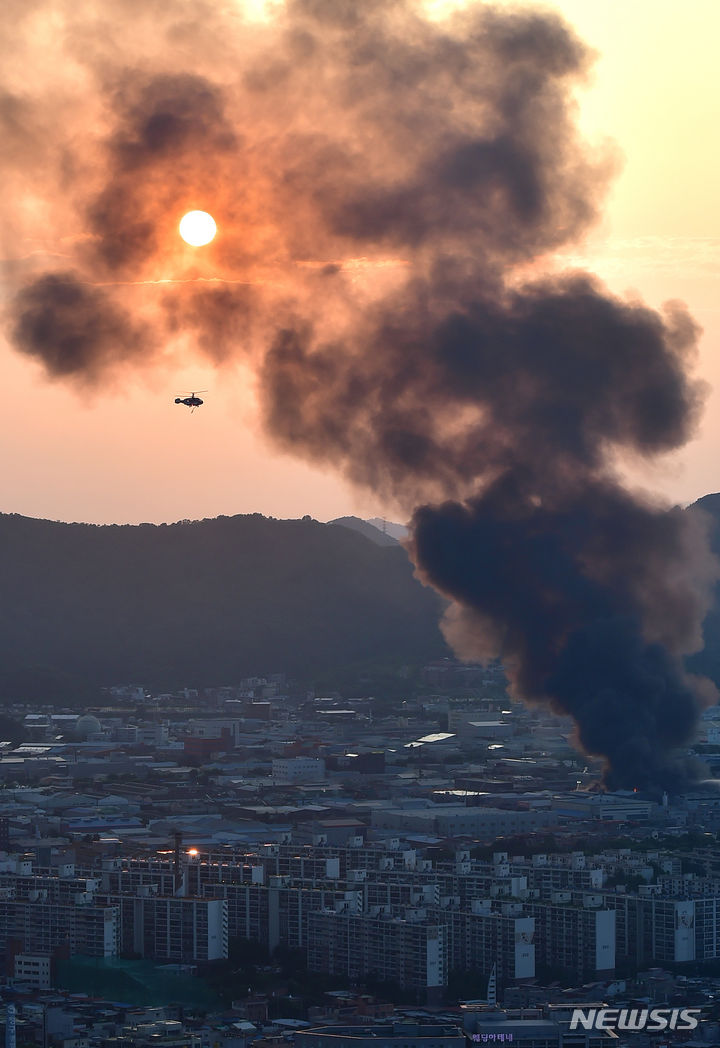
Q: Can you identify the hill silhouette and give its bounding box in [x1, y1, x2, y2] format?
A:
[329, 515, 400, 546]
[5, 500, 720, 699]
[0, 512, 447, 692]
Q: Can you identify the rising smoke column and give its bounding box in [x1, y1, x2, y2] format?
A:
[2, 0, 716, 786]
[261, 271, 715, 788]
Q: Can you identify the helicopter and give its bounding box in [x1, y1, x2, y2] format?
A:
[174, 390, 207, 412]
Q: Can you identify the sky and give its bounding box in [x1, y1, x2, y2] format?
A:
[1, 0, 719, 526]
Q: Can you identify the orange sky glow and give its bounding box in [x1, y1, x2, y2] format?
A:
[1, 0, 719, 525]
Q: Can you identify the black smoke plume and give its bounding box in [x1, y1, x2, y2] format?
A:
[410, 479, 713, 790]
[2, 0, 715, 786]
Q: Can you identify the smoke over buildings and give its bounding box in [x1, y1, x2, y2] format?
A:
[2, 0, 716, 786]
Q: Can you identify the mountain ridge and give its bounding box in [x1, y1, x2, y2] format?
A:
[329, 515, 401, 546]
[0, 511, 447, 691]
[4, 496, 720, 697]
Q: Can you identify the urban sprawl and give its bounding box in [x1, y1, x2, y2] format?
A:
[2, 662, 720, 1046]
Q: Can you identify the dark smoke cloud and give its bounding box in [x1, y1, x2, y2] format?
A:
[12, 273, 151, 382]
[410, 479, 714, 789]
[261, 276, 704, 499]
[1, 0, 715, 786]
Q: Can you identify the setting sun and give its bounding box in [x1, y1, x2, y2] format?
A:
[179, 210, 217, 247]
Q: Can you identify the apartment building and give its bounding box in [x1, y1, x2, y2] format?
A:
[307, 910, 446, 1000]
[95, 891, 228, 962]
[12, 953, 52, 988]
[528, 895, 615, 978]
[0, 894, 118, 958]
[0, 865, 227, 963]
[442, 901, 535, 987]
[612, 893, 720, 964]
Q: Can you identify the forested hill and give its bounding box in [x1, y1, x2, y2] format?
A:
[0, 512, 447, 691]
[6, 497, 720, 699]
